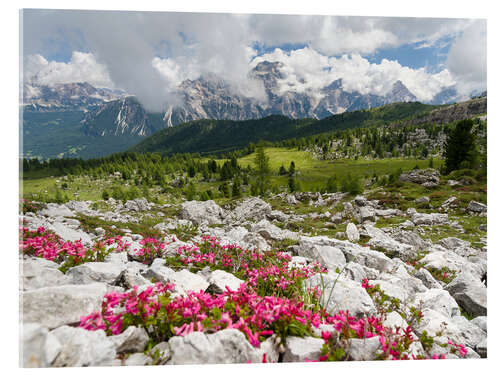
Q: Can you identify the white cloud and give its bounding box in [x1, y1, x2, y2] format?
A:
[446, 20, 487, 95]
[251, 47, 455, 102]
[23, 51, 114, 88]
[21, 11, 482, 108]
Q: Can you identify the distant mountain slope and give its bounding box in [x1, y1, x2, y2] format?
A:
[131, 101, 436, 156]
[400, 97, 487, 126]
[81, 96, 164, 137]
[22, 82, 125, 111]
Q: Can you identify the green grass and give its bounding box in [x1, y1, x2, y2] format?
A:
[235, 147, 442, 191]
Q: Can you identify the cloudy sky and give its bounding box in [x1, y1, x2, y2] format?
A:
[21, 10, 486, 111]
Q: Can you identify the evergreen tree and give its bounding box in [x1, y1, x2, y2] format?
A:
[289, 161, 296, 176]
[325, 176, 338, 193]
[232, 176, 242, 197]
[444, 119, 479, 174]
[254, 143, 270, 196]
[278, 164, 288, 175]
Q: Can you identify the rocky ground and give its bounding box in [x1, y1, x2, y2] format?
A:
[19, 170, 487, 367]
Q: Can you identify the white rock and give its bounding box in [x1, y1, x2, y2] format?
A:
[207, 270, 245, 293]
[471, 316, 487, 332]
[125, 353, 153, 366]
[66, 262, 126, 285]
[20, 323, 61, 367]
[346, 223, 360, 242]
[143, 265, 209, 296]
[39, 203, 75, 218]
[180, 200, 225, 225]
[412, 289, 460, 318]
[50, 326, 117, 367]
[283, 336, 324, 362]
[22, 283, 110, 329]
[167, 329, 265, 364]
[306, 273, 376, 318]
[109, 326, 149, 354]
[21, 257, 71, 291]
[451, 315, 487, 349]
[227, 197, 272, 224]
[445, 272, 487, 316]
[297, 239, 346, 271]
[467, 201, 486, 213]
[342, 337, 381, 361]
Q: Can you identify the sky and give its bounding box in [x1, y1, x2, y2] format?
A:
[21, 10, 487, 111]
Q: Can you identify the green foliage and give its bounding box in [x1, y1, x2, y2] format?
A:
[341, 174, 364, 195]
[254, 143, 270, 196]
[102, 190, 110, 201]
[231, 176, 242, 198]
[444, 119, 479, 174]
[325, 176, 338, 193]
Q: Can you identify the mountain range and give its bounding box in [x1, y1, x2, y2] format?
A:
[21, 59, 466, 159]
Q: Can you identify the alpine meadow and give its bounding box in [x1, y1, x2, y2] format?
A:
[19, 9, 487, 367]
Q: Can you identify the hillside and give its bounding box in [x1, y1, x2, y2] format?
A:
[131, 101, 436, 155]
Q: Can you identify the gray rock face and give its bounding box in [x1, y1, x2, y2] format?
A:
[66, 262, 125, 285]
[286, 194, 298, 205]
[415, 196, 430, 204]
[399, 169, 440, 185]
[413, 268, 442, 289]
[283, 336, 324, 362]
[476, 337, 487, 358]
[228, 197, 272, 223]
[50, 326, 117, 367]
[21, 257, 71, 291]
[39, 203, 75, 218]
[364, 224, 414, 260]
[346, 223, 360, 242]
[20, 323, 61, 367]
[297, 238, 346, 271]
[249, 219, 299, 242]
[445, 272, 487, 317]
[419, 251, 483, 280]
[359, 206, 376, 222]
[51, 222, 93, 245]
[180, 200, 225, 225]
[391, 230, 430, 251]
[410, 211, 449, 226]
[109, 326, 149, 354]
[471, 316, 487, 332]
[124, 353, 153, 366]
[167, 329, 266, 364]
[306, 274, 376, 318]
[467, 200, 487, 213]
[124, 198, 151, 211]
[143, 263, 209, 296]
[301, 236, 394, 273]
[206, 270, 245, 293]
[343, 337, 381, 361]
[22, 283, 110, 329]
[412, 289, 460, 318]
[451, 315, 487, 349]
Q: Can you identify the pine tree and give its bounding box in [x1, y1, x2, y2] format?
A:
[254, 143, 270, 196]
[232, 176, 242, 197]
[444, 119, 479, 174]
[289, 161, 296, 176]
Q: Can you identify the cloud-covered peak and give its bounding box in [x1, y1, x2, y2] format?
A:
[249, 47, 456, 102]
[23, 52, 114, 88]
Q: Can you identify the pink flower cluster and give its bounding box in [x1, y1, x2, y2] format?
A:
[20, 226, 129, 268]
[80, 282, 327, 347]
[132, 237, 169, 264]
[170, 236, 326, 298]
